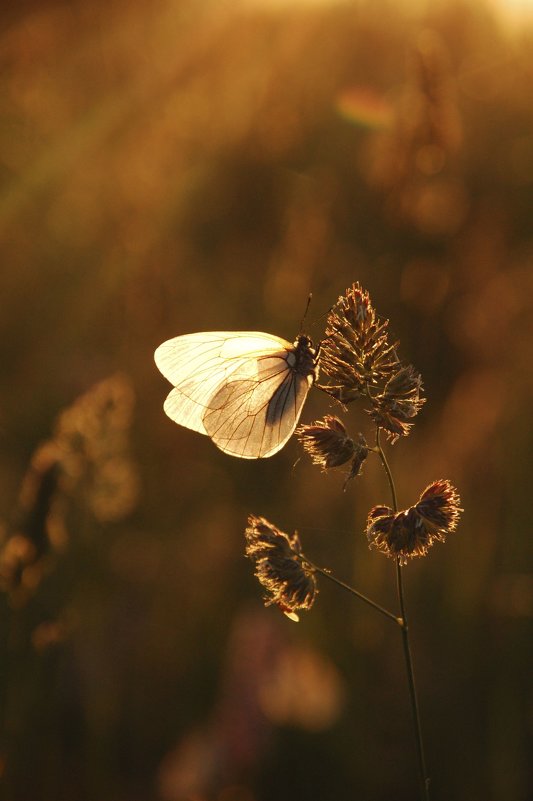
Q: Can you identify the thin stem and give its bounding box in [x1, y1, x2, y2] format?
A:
[375, 426, 430, 801]
[299, 553, 401, 624]
[396, 560, 430, 801]
[374, 426, 398, 512]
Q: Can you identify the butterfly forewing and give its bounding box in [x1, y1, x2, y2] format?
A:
[155, 332, 291, 434]
[154, 330, 316, 458]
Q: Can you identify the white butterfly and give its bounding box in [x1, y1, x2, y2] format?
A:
[154, 331, 319, 458]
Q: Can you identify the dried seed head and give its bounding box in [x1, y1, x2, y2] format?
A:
[365, 504, 395, 551]
[245, 515, 317, 618]
[297, 416, 356, 469]
[343, 433, 370, 489]
[318, 283, 399, 402]
[297, 417, 369, 489]
[366, 480, 462, 564]
[317, 284, 425, 444]
[366, 506, 433, 565]
[244, 515, 299, 561]
[414, 479, 462, 537]
[369, 365, 425, 442]
[350, 433, 370, 475]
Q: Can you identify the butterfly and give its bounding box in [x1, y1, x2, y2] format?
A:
[154, 331, 319, 458]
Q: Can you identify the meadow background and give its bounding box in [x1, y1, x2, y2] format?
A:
[1, 0, 532, 799]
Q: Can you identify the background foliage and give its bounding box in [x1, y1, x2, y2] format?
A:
[1, 1, 532, 799]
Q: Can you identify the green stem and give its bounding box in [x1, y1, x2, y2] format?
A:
[375, 426, 430, 801]
[299, 554, 401, 625]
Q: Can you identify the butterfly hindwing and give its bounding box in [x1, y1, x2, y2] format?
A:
[204, 353, 312, 458]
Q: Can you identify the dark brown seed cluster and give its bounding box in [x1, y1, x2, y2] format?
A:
[366, 480, 462, 564]
[296, 416, 368, 487]
[318, 283, 425, 442]
[369, 365, 425, 440]
[318, 283, 398, 401]
[245, 515, 317, 619]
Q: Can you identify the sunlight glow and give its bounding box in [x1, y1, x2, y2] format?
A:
[242, 0, 533, 26]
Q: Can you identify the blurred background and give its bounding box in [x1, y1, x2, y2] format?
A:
[1, 0, 532, 799]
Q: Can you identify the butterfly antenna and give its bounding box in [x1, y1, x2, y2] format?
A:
[299, 293, 313, 334]
[309, 303, 335, 352]
[300, 293, 335, 330]
[310, 303, 334, 328]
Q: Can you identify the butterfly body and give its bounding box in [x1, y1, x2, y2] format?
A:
[155, 331, 318, 458]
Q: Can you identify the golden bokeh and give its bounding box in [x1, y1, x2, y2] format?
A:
[1, 1, 532, 799]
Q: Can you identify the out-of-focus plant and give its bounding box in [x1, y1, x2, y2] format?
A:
[245, 283, 462, 801]
[0, 374, 139, 788]
[0, 373, 139, 609]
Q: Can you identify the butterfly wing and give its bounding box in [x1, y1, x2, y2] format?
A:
[154, 332, 311, 457]
[204, 352, 313, 458]
[154, 332, 269, 434]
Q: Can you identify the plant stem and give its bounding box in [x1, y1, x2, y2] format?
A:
[299, 554, 401, 625]
[375, 427, 430, 801]
[374, 428, 398, 512]
[396, 559, 430, 801]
